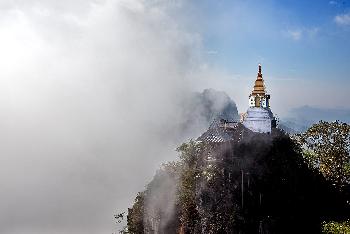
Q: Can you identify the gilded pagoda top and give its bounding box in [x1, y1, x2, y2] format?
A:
[251, 64, 266, 96]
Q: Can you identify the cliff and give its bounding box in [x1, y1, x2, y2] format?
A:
[126, 127, 349, 233]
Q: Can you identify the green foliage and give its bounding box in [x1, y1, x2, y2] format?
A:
[322, 220, 350, 233]
[160, 161, 183, 179]
[126, 160, 182, 233]
[125, 127, 350, 233]
[127, 192, 145, 234]
[176, 140, 204, 232]
[177, 140, 204, 167]
[296, 121, 350, 186]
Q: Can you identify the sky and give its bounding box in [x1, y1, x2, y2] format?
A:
[183, 0, 350, 114]
[0, 0, 349, 233]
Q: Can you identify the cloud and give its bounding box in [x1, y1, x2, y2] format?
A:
[206, 50, 219, 55]
[0, 1, 217, 233]
[286, 29, 302, 41]
[334, 12, 350, 26]
[285, 27, 319, 41]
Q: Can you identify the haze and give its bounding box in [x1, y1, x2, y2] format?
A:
[0, 0, 349, 233]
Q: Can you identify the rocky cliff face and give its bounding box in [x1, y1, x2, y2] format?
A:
[124, 90, 350, 233]
[126, 127, 349, 234]
[178, 89, 239, 138]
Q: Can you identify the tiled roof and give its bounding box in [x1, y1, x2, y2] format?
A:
[198, 119, 239, 143]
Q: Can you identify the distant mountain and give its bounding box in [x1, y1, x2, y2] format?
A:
[180, 89, 239, 137]
[281, 106, 350, 133]
[190, 88, 239, 122]
[278, 120, 309, 134]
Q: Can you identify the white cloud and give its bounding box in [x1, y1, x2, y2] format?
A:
[334, 13, 350, 26]
[285, 27, 319, 41]
[0, 1, 212, 233]
[286, 29, 302, 41]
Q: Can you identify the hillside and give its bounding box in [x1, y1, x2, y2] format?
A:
[125, 127, 349, 233]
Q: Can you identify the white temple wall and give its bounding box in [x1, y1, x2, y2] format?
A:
[243, 118, 271, 133]
[243, 107, 273, 133]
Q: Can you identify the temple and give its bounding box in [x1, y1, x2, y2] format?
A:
[198, 64, 277, 144]
[249, 64, 270, 108]
[242, 64, 276, 133]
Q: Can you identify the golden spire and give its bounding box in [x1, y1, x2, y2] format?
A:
[251, 63, 266, 96]
[258, 63, 262, 78]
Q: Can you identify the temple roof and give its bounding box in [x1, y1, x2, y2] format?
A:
[251, 64, 266, 96]
[197, 119, 246, 143]
[198, 119, 235, 143]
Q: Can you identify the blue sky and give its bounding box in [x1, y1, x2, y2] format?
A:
[197, 0, 350, 79]
[178, 0, 350, 113]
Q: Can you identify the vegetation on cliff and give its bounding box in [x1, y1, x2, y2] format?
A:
[122, 121, 350, 233]
[296, 120, 350, 187]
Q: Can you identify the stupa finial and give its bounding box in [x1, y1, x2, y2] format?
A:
[258, 63, 262, 77]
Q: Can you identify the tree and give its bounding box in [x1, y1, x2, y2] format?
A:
[176, 140, 204, 233]
[322, 220, 350, 233]
[296, 121, 350, 187]
[127, 192, 145, 234]
[114, 212, 129, 234]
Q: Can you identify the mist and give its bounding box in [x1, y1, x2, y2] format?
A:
[4, 0, 347, 233]
[0, 1, 220, 233]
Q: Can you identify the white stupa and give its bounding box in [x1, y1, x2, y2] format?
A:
[243, 64, 276, 133]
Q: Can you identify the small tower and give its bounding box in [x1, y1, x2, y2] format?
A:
[248, 64, 270, 108]
[243, 64, 276, 133]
